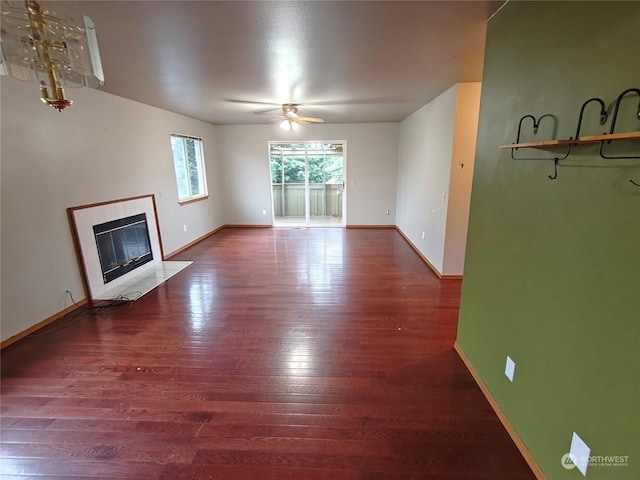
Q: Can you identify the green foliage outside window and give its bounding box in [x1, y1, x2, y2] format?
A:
[271, 146, 344, 185]
[171, 134, 207, 201]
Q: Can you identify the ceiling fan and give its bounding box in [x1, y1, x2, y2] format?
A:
[224, 100, 325, 131]
[274, 104, 324, 132]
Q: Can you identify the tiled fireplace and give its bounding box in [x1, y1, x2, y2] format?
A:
[68, 195, 191, 300]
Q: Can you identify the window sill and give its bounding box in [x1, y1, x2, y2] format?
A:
[178, 195, 209, 206]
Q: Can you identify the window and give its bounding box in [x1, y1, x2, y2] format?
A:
[170, 134, 208, 203]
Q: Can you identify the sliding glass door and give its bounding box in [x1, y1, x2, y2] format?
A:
[270, 142, 345, 226]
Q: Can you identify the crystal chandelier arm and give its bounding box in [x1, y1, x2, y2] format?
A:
[0, 0, 104, 111]
[22, 1, 71, 110]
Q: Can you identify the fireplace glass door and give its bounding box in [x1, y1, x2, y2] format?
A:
[93, 213, 153, 283]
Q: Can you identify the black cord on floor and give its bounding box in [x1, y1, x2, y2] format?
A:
[27, 290, 143, 338]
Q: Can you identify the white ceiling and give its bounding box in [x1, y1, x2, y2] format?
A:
[70, 0, 503, 125]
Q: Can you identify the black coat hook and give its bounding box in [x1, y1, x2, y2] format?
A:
[608, 88, 640, 138]
[549, 158, 559, 180]
[516, 115, 539, 144]
[630, 179, 640, 187]
[600, 87, 640, 159]
[574, 97, 608, 140]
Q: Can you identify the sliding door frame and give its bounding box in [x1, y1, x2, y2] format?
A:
[267, 140, 347, 227]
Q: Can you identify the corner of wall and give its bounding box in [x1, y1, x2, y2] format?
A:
[442, 82, 482, 276]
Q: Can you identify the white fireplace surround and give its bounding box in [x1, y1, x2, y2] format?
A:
[69, 195, 191, 300]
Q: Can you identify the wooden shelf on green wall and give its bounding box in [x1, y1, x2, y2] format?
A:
[499, 130, 640, 149]
[499, 139, 574, 149]
[577, 130, 640, 144]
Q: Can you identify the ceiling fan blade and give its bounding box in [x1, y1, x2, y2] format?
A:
[294, 119, 309, 125]
[298, 116, 325, 123]
[225, 99, 282, 106]
[302, 97, 402, 106]
[255, 107, 283, 115]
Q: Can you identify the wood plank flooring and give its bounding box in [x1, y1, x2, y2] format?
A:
[1, 227, 536, 479]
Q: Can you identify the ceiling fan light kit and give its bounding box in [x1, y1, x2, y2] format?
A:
[280, 119, 300, 132]
[277, 103, 325, 132]
[0, 0, 104, 111]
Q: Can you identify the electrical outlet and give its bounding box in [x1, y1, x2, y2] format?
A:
[183, 224, 187, 232]
[262, 209, 267, 216]
[568, 432, 590, 476]
[385, 209, 390, 215]
[505, 356, 515, 382]
[421, 232, 425, 240]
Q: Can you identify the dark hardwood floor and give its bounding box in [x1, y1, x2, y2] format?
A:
[1, 227, 536, 479]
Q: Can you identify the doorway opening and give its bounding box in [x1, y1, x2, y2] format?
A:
[269, 142, 345, 227]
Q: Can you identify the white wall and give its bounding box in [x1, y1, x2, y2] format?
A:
[396, 85, 458, 273]
[0, 77, 221, 342]
[216, 123, 399, 226]
[396, 83, 481, 276]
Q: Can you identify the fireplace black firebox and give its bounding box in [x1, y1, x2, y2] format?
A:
[93, 213, 153, 283]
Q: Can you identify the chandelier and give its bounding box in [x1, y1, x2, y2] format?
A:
[0, 0, 104, 111]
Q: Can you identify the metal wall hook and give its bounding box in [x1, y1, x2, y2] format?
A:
[599, 140, 640, 160]
[608, 88, 640, 139]
[549, 158, 559, 180]
[509, 142, 572, 163]
[574, 97, 608, 140]
[599, 87, 640, 159]
[505, 92, 639, 181]
[516, 115, 540, 143]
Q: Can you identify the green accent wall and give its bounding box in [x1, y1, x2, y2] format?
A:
[457, 2, 639, 479]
